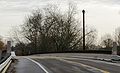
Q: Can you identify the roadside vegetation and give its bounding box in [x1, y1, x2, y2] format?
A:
[0, 38, 4, 59]
[12, 4, 97, 55]
[11, 4, 120, 55]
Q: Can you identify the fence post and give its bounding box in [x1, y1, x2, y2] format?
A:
[112, 42, 117, 55]
[7, 41, 11, 54]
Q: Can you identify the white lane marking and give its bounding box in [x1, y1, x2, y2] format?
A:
[26, 58, 49, 73]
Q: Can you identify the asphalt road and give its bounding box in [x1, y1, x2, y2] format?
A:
[15, 58, 45, 73]
[65, 58, 120, 73]
[33, 53, 114, 59]
[33, 58, 102, 73]
[14, 53, 120, 73]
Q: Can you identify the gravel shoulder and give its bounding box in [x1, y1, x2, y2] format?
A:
[6, 59, 18, 73]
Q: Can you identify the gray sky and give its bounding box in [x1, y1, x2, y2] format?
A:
[0, 0, 120, 40]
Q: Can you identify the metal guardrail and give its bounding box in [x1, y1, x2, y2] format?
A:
[0, 53, 11, 64]
[0, 53, 12, 72]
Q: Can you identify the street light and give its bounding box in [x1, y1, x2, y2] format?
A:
[82, 10, 85, 50]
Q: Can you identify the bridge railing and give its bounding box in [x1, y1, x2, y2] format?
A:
[0, 53, 12, 72]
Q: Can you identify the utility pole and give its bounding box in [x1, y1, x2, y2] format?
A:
[82, 10, 85, 50]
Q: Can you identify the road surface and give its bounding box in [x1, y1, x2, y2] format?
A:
[15, 58, 45, 73]
[14, 53, 120, 73]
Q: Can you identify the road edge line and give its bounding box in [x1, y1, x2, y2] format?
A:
[26, 58, 49, 73]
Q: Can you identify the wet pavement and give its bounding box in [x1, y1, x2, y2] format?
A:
[14, 57, 104, 73]
[12, 53, 120, 73]
[65, 58, 120, 73]
[33, 58, 103, 73]
[33, 53, 114, 59]
[14, 58, 45, 73]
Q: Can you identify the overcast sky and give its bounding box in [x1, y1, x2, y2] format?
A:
[0, 0, 120, 40]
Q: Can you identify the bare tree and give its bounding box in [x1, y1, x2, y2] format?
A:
[115, 27, 120, 46]
[100, 34, 113, 49]
[0, 38, 4, 59]
[85, 27, 97, 50]
[14, 4, 97, 54]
